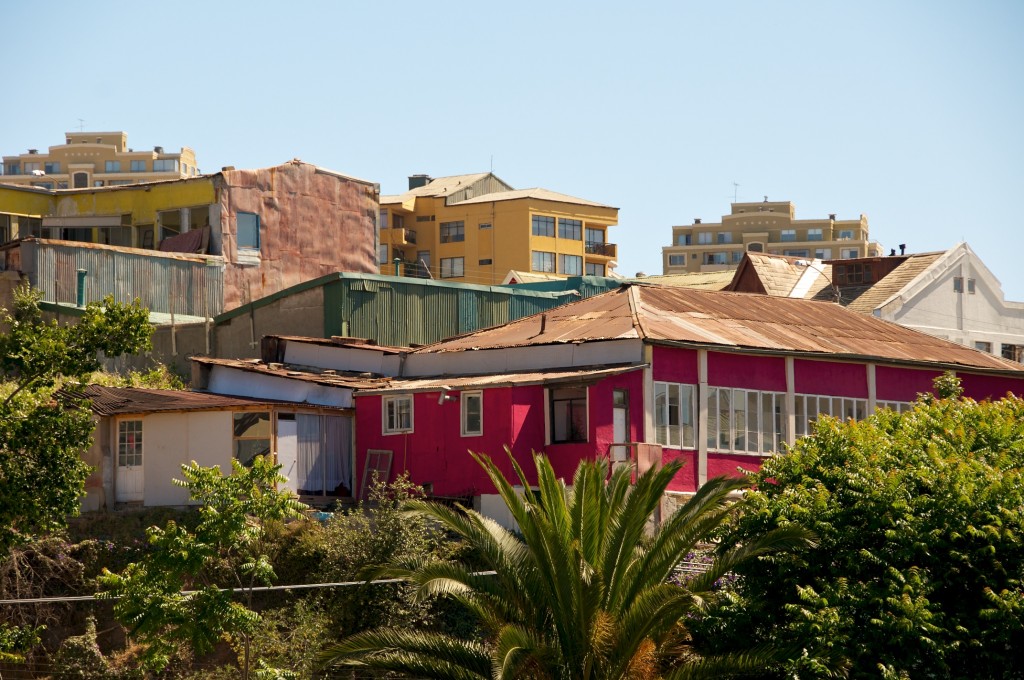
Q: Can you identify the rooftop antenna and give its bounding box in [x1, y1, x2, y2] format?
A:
[732, 181, 739, 203]
[490, 155, 493, 173]
[77, 118, 85, 132]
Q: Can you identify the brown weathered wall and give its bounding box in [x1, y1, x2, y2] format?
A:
[212, 285, 325, 360]
[149, 323, 211, 377]
[217, 161, 378, 309]
[81, 415, 109, 512]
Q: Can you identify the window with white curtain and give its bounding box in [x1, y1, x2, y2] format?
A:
[296, 414, 352, 496]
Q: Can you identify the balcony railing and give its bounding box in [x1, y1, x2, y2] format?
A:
[585, 241, 617, 257]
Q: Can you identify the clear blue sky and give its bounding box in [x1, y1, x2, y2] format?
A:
[4, 1, 1022, 298]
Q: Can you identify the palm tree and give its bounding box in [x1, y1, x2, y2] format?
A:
[321, 451, 812, 679]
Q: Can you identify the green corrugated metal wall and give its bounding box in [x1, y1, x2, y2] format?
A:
[321, 275, 578, 347]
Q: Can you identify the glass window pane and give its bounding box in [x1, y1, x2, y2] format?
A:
[235, 438, 270, 467]
[668, 384, 680, 448]
[707, 389, 718, 451]
[733, 390, 746, 452]
[681, 385, 695, 449]
[654, 383, 667, 445]
[795, 395, 806, 437]
[747, 391, 759, 453]
[719, 389, 732, 450]
[233, 412, 270, 438]
[237, 212, 260, 250]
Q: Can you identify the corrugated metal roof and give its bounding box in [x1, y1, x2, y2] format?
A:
[743, 253, 818, 296]
[192, 356, 388, 389]
[454, 188, 616, 209]
[414, 284, 1024, 373]
[842, 252, 945, 313]
[273, 335, 408, 354]
[62, 385, 335, 417]
[632, 271, 734, 290]
[358, 365, 644, 395]
[380, 173, 494, 204]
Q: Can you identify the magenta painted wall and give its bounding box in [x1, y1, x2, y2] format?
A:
[874, 365, 941, 402]
[355, 371, 645, 498]
[794, 359, 868, 398]
[708, 453, 762, 482]
[708, 352, 787, 391]
[958, 371, 1024, 401]
[663, 449, 698, 493]
[652, 346, 699, 383]
[663, 452, 761, 494]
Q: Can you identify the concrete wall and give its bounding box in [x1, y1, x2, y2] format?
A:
[213, 284, 325, 359]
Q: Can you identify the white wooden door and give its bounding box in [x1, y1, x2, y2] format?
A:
[277, 418, 298, 494]
[115, 420, 144, 502]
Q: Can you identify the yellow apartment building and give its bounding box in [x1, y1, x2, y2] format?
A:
[1, 131, 198, 190]
[662, 198, 882, 274]
[380, 173, 618, 284]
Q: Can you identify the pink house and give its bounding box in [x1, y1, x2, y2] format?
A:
[199, 285, 1024, 522]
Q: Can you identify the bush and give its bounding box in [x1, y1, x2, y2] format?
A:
[285, 473, 468, 637]
[701, 376, 1024, 678]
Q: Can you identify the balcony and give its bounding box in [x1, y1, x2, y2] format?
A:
[585, 241, 617, 257]
[389, 227, 417, 245]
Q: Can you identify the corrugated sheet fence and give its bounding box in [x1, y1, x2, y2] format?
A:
[24, 241, 223, 318]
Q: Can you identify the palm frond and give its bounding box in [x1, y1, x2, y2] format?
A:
[319, 628, 490, 679]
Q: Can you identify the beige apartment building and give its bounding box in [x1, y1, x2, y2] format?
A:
[662, 198, 882, 274]
[1, 131, 198, 190]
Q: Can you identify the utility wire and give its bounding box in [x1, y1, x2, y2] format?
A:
[0, 560, 716, 606]
[0, 572, 501, 606]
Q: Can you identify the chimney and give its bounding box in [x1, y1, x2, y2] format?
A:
[408, 174, 432, 190]
[154, 145, 164, 154]
[899, 243, 906, 256]
[889, 248, 896, 256]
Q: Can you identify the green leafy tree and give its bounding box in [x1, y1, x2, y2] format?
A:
[700, 375, 1024, 678]
[321, 451, 812, 679]
[0, 284, 152, 552]
[99, 456, 307, 678]
[0, 285, 150, 661]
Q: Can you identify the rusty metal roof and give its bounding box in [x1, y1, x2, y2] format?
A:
[415, 284, 1024, 373]
[192, 357, 389, 389]
[632, 271, 734, 290]
[62, 385, 339, 417]
[271, 335, 408, 354]
[357, 365, 644, 395]
[381, 173, 493, 204]
[840, 252, 945, 313]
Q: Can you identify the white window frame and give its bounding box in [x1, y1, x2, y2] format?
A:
[461, 391, 483, 437]
[706, 387, 787, 456]
[383, 395, 414, 434]
[654, 382, 696, 449]
[118, 419, 143, 467]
